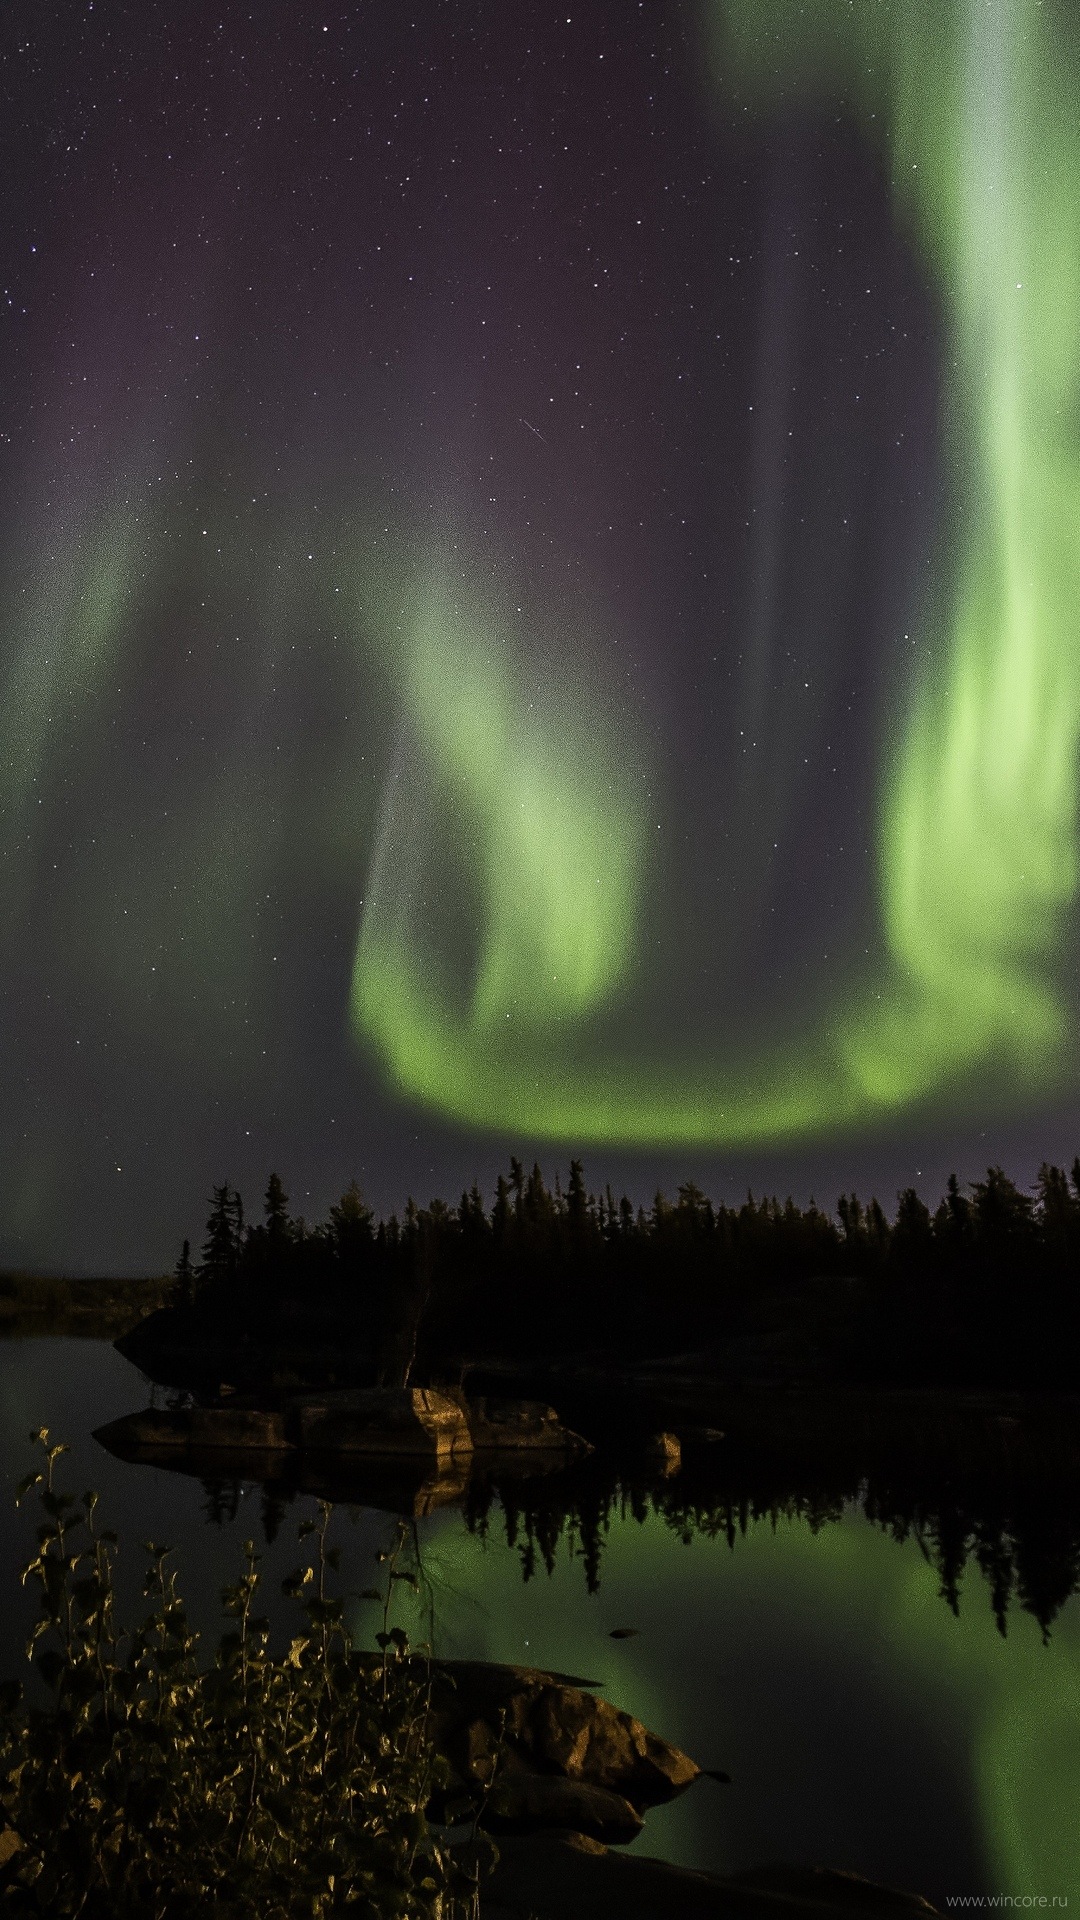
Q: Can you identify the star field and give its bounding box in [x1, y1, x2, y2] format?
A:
[1, 0, 1078, 1270]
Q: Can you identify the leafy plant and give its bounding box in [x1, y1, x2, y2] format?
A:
[0, 1430, 484, 1917]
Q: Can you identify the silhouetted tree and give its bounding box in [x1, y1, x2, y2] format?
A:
[566, 1159, 588, 1233]
[329, 1179, 373, 1268]
[937, 1172, 972, 1251]
[1036, 1164, 1078, 1292]
[174, 1237, 195, 1309]
[263, 1172, 292, 1246]
[163, 1152, 1080, 1394]
[971, 1165, 1034, 1254]
[892, 1188, 933, 1266]
[492, 1175, 512, 1245]
[201, 1185, 241, 1296]
[838, 1193, 864, 1243]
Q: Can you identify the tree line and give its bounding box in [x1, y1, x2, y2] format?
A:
[169, 1157, 1080, 1390]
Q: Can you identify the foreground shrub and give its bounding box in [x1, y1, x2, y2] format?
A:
[0, 1431, 477, 1917]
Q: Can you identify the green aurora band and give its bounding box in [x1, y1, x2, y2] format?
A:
[352, 0, 1080, 1144]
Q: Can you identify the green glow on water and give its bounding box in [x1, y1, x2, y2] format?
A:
[351, 0, 1080, 1143]
[378, 1498, 1080, 1900]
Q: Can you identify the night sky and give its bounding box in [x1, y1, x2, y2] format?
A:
[3, 0, 1079, 1273]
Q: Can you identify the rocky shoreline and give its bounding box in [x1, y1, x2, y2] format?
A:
[427, 1657, 712, 1841]
[428, 1660, 939, 1918]
[114, 1307, 1080, 1453]
[95, 1316, 1028, 1913]
[94, 1385, 591, 1465]
[476, 1833, 942, 1918]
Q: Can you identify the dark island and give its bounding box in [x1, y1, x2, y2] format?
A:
[119, 1156, 1080, 1403]
[101, 1157, 1080, 1645]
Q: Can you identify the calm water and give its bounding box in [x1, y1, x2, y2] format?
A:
[1, 1338, 1077, 1910]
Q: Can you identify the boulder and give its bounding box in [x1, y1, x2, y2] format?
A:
[284, 1387, 472, 1460]
[477, 1831, 942, 1919]
[94, 1409, 193, 1452]
[95, 1407, 290, 1454]
[96, 1388, 473, 1464]
[485, 1750, 643, 1843]
[647, 1430, 682, 1473]
[464, 1397, 592, 1454]
[188, 1406, 289, 1449]
[724, 1864, 941, 1913]
[429, 1661, 701, 1814]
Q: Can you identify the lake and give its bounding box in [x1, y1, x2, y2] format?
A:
[1, 1337, 1077, 1910]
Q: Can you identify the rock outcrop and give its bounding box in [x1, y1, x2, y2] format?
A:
[284, 1387, 472, 1460]
[462, 1397, 592, 1454]
[94, 1406, 289, 1453]
[476, 1832, 942, 1919]
[95, 1389, 588, 1465]
[646, 1430, 682, 1473]
[427, 1660, 705, 1842]
[482, 1753, 644, 1843]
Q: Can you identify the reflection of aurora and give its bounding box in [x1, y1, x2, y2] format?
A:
[382, 1498, 1080, 1902]
[353, 0, 1080, 1143]
[4, 1342, 1073, 1899]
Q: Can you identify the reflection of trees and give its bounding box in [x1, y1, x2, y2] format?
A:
[1013, 1521, 1080, 1642]
[465, 1466, 881, 1598]
[199, 1476, 241, 1526]
[188, 1438, 1080, 1636]
[458, 1457, 1080, 1634]
[464, 1473, 621, 1595]
[862, 1475, 1080, 1639]
[258, 1480, 294, 1545]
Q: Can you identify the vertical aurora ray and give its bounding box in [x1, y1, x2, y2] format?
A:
[351, 0, 1080, 1145]
[0, 502, 144, 821]
[741, 0, 1080, 1111]
[353, 565, 646, 1108]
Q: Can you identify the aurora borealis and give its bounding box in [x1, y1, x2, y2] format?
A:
[3, 0, 1080, 1267]
[355, 0, 1080, 1145]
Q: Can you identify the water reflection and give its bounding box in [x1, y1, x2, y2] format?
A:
[93, 1391, 1080, 1902]
[465, 1456, 1080, 1639]
[3, 1340, 1079, 1906]
[95, 1420, 1080, 1639]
